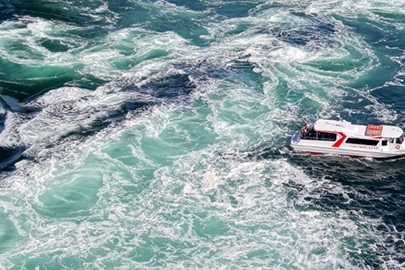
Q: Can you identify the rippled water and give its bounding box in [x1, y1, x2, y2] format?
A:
[1, 0, 405, 269]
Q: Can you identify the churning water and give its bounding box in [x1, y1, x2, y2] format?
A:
[1, 0, 405, 269]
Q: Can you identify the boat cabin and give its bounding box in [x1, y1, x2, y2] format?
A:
[300, 119, 404, 150]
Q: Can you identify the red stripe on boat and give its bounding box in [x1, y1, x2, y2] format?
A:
[332, 132, 347, 148]
[308, 151, 323, 155]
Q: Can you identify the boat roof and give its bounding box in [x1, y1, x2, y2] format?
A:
[314, 119, 403, 138]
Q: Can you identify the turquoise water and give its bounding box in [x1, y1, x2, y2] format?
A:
[1, 0, 405, 269]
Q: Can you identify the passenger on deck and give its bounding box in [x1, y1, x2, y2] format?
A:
[300, 123, 308, 138]
[301, 123, 308, 133]
[307, 127, 315, 138]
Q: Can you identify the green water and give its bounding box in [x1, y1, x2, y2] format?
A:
[1, 0, 405, 269]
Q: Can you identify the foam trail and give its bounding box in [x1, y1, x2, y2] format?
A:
[1, 0, 405, 269]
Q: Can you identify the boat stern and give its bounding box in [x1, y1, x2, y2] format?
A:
[291, 131, 301, 145]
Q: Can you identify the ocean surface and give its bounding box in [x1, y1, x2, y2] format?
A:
[1, 0, 405, 269]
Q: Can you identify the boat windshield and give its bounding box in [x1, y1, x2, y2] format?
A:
[396, 134, 404, 144]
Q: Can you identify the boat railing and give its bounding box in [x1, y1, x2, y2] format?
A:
[301, 130, 337, 142]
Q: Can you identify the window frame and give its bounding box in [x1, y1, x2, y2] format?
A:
[345, 138, 379, 146]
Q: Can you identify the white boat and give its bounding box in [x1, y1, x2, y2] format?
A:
[290, 119, 405, 159]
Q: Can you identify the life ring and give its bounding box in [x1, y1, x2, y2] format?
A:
[395, 145, 400, 150]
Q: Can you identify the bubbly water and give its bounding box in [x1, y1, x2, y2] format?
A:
[1, 0, 405, 269]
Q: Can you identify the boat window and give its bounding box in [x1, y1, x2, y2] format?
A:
[381, 140, 387, 146]
[396, 135, 404, 144]
[316, 132, 337, 141]
[345, 138, 379, 146]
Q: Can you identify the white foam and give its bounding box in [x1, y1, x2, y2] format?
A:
[1, 1, 405, 269]
[361, 91, 398, 122]
[0, 112, 24, 148]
